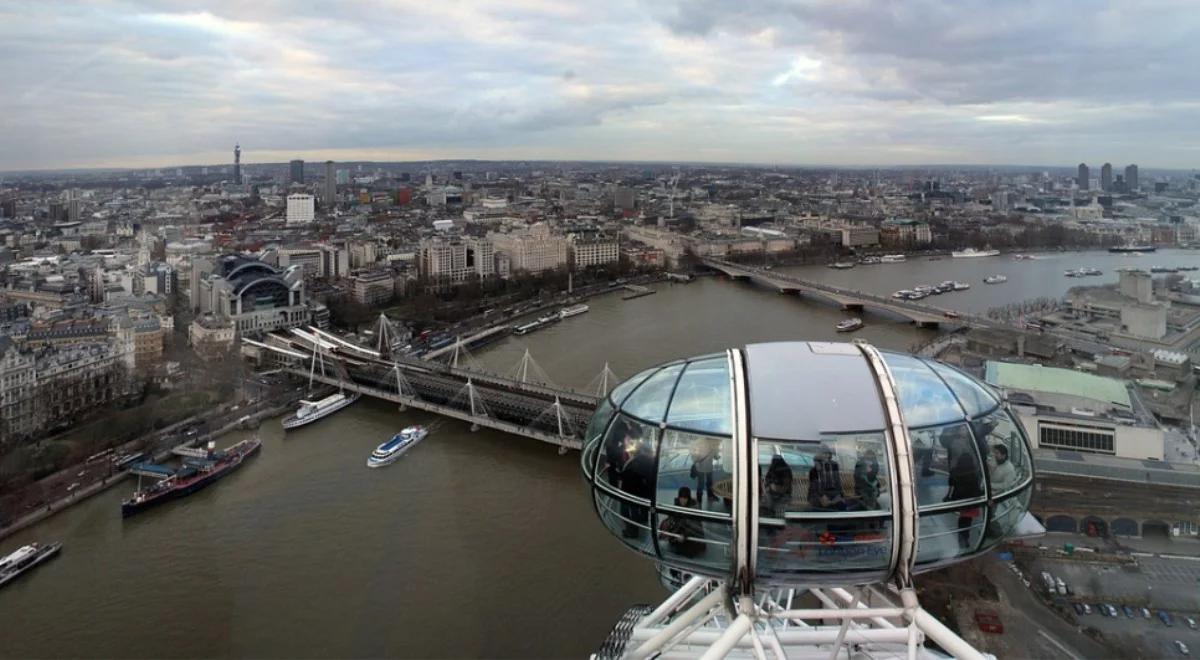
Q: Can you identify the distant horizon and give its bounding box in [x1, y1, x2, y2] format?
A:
[2, 155, 1195, 178]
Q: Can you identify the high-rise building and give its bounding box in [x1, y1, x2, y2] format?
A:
[68, 194, 81, 222]
[289, 159, 305, 185]
[1125, 164, 1139, 191]
[1076, 163, 1089, 190]
[323, 160, 337, 209]
[233, 144, 242, 185]
[1100, 163, 1112, 192]
[286, 193, 315, 224]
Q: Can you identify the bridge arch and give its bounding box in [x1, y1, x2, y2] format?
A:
[1111, 517, 1140, 537]
[1044, 515, 1077, 533]
[1143, 520, 1171, 539]
[1080, 516, 1108, 538]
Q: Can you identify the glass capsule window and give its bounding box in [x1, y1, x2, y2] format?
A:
[656, 429, 732, 515]
[582, 345, 1037, 584]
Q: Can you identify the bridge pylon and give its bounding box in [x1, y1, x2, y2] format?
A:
[586, 362, 619, 398]
[509, 348, 557, 388]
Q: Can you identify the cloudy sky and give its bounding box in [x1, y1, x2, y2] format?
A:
[2, 0, 1198, 171]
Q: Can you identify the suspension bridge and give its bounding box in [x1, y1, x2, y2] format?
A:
[242, 315, 618, 450]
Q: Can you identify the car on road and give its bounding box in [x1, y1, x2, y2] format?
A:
[1160, 610, 1174, 626]
[1176, 640, 1190, 656]
[66, 482, 79, 492]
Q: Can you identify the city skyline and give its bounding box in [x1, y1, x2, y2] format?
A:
[2, 1, 1199, 170]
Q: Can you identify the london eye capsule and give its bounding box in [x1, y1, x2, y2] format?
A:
[581, 341, 1038, 589]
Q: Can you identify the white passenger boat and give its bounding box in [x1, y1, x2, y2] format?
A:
[282, 392, 360, 430]
[983, 275, 1008, 284]
[952, 248, 1001, 258]
[835, 318, 864, 333]
[367, 426, 429, 467]
[559, 304, 590, 319]
[0, 541, 62, 589]
[880, 254, 907, 263]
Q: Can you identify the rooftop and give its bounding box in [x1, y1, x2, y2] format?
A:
[985, 361, 1131, 409]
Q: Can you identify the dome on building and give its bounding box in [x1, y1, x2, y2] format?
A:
[581, 341, 1037, 588]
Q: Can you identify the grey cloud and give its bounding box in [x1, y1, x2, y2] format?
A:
[0, 0, 1198, 169]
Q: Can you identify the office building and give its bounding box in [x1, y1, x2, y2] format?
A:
[289, 159, 305, 185]
[1100, 162, 1112, 192]
[277, 247, 322, 277]
[880, 218, 932, 247]
[352, 270, 395, 306]
[569, 235, 620, 269]
[323, 160, 337, 209]
[613, 187, 636, 211]
[839, 226, 880, 247]
[490, 223, 569, 274]
[1125, 164, 1139, 191]
[286, 193, 315, 224]
[0, 338, 130, 445]
[418, 236, 496, 284]
[985, 361, 1163, 460]
[1076, 163, 1089, 190]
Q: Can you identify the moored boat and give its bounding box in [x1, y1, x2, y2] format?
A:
[1109, 245, 1155, 253]
[983, 275, 1008, 284]
[559, 304, 590, 319]
[836, 318, 864, 333]
[952, 248, 1001, 258]
[828, 261, 856, 269]
[952, 281, 971, 291]
[121, 438, 262, 517]
[367, 426, 429, 468]
[282, 392, 359, 430]
[0, 542, 62, 589]
[880, 254, 907, 263]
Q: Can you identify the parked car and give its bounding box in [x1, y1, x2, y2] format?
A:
[1082, 604, 1093, 615]
[1187, 617, 1198, 630]
[1123, 605, 1136, 619]
[1073, 603, 1086, 616]
[1160, 610, 1174, 626]
[974, 610, 1004, 634]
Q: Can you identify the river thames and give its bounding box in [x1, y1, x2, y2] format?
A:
[2, 249, 1199, 657]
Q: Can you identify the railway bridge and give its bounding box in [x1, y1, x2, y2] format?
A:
[244, 326, 609, 450]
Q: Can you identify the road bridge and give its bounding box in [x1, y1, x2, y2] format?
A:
[701, 258, 1004, 327]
